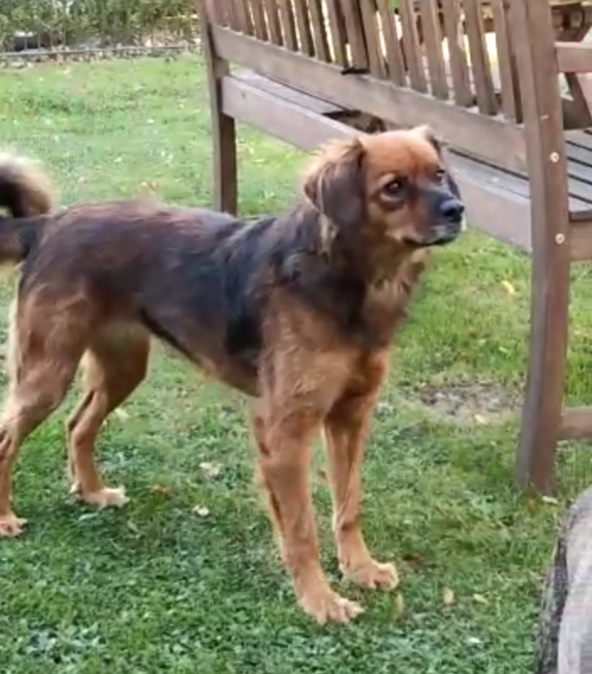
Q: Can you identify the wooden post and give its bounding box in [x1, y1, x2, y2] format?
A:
[196, 0, 238, 214]
[510, 0, 572, 493]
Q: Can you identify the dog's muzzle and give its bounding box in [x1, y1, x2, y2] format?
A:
[427, 197, 465, 246]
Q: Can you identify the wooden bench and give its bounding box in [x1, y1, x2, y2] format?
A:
[196, 0, 592, 493]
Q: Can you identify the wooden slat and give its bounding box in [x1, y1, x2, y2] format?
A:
[324, 0, 348, 67]
[399, 0, 428, 92]
[263, 0, 283, 45]
[419, 0, 448, 98]
[559, 407, 592, 439]
[212, 27, 528, 172]
[278, 0, 297, 51]
[308, 0, 331, 62]
[204, 0, 223, 24]
[441, 0, 472, 106]
[570, 221, 592, 260]
[376, 0, 406, 85]
[557, 42, 592, 73]
[464, 0, 498, 115]
[340, 0, 369, 70]
[233, 69, 344, 114]
[293, 0, 314, 56]
[359, 0, 387, 78]
[249, 0, 269, 40]
[221, 74, 360, 150]
[234, 0, 254, 34]
[490, 0, 522, 121]
[219, 0, 238, 29]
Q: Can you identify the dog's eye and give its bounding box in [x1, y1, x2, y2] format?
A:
[435, 168, 447, 184]
[383, 178, 406, 196]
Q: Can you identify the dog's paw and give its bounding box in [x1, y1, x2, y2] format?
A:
[74, 486, 129, 509]
[342, 559, 399, 591]
[0, 512, 27, 537]
[298, 586, 364, 625]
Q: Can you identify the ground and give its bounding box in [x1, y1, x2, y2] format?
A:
[1, 55, 592, 674]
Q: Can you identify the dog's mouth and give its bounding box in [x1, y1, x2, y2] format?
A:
[405, 220, 464, 249]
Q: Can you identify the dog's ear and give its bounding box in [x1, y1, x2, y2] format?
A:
[413, 124, 446, 157]
[303, 137, 366, 240]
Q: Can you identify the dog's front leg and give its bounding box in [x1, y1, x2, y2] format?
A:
[254, 406, 363, 624]
[323, 392, 399, 592]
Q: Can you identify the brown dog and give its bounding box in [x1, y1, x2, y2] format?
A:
[0, 128, 464, 623]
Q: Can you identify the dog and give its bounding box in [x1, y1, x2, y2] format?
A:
[0, 127, 464, 624]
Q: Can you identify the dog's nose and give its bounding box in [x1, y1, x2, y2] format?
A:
[440, 199, 465, 223]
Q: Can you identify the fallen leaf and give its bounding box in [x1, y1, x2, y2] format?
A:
[473, 593, 488, 604]
[193, 505, 210, 518]
[443, 587, 455, 607]
[394, 593, 405, 618]
[474, 414, 488, 425]
[114, 407, 129, 421]
[541, 495, 559, 506]
[466, 636, 483, 646]
[199, 461, 223, 479]
[150, 484, 169, 495]
[501, 280, 517, 296]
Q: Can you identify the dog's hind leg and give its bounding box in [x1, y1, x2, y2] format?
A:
[323, 391, 399, 591]
[0, 305, 79, 536]
[66, 325, 149, 508]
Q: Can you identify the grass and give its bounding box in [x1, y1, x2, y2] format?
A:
[1, 54, 592, 673]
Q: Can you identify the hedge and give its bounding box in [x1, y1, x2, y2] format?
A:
[0, 0, 198, 51]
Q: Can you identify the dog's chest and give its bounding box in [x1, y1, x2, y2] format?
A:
[355, 278, 413, 348]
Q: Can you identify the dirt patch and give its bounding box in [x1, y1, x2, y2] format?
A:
[410, 379, 520, 424]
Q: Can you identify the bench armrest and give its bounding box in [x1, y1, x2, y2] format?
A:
[557, 42, 592, 73]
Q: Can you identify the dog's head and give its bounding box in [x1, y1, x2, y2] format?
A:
[303, 126, 465, 263]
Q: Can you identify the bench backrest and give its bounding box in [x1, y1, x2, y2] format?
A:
[200, 1, 576, 177]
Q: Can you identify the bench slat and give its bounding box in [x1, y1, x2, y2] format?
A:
[376, 0, 407, 85]
[399, 0, 428, 91]
[324, 0, 348, 67]
[464, 0, 498, 114]
[277, 0, 297, 50]
[419, 0, 448, 99]
[232, 69, 344, 115]
[441, 0, 473, 106]
[308, 0, 331, 62]
[263, 0, 283, 45]
[293, 0, 314, 56]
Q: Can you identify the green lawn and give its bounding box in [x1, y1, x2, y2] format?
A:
[1, 54, 592, 673]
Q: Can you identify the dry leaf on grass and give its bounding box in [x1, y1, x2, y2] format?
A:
[199, 461, 223, 479]
[501, 280, 517, 296]
[150, 484, 169, 495]
[114, 407, 130, 421]
[193, 505, 210, 518]
[443, 587, 455, 607]
[541, 495, 559, 506]
[473, 593, 488, 604]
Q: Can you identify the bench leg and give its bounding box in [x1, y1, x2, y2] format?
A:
[515, 247, 570, 494]
[199, 16, 238, 214]
[211, 94, 238, 215]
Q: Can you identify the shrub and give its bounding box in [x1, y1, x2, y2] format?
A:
[0, 0, 198, 51]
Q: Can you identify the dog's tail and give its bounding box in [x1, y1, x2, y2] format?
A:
[0, 151, 53, 263]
